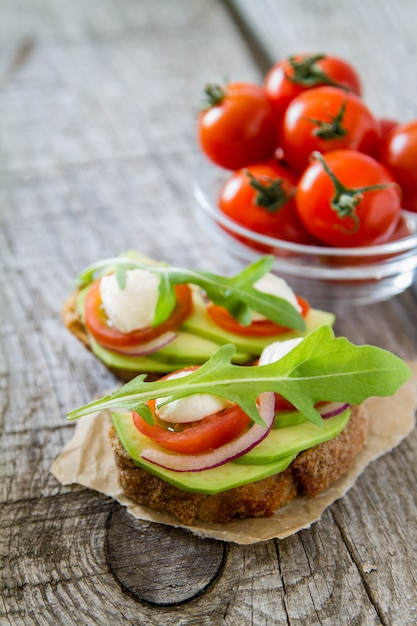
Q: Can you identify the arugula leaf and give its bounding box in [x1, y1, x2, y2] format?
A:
[74, 254, 305, 331]
[67, 326, 411, 427]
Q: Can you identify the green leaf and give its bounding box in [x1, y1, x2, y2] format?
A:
[74, 253, 305, 331]
[67, 326, 411, 427]
[154, 272, 176, 327]
[115, 264, 129, 289]
[133, 402, 154, 425]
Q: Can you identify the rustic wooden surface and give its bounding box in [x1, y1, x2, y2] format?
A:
[1, 0, 417, 624]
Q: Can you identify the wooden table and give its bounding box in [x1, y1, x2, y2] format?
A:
[2, 1, 417, 623]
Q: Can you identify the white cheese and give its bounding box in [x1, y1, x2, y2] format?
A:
[99, 269, 160, 333]
[252, 273, 301, 321]
[259, 337, 304, 366]
[155, 370, 229, 424]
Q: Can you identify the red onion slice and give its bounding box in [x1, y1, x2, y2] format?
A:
[141, 392, 276, 472]
[105, 331, 177, 356]
[318, 402, 351, 419]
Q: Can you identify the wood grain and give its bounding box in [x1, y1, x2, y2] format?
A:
[1, 0, 417, 624]
[106, 507, 227, 606]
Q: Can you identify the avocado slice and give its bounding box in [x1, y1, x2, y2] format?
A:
[89, 331, 250, 373]
[148, 330, 251, 365]
[111, 409, 351, 494]
[182, 287, 336, 354]
[273, 410, 307, 428]
[89, 337, 190, 373]
[112, 412, 295, 494]
[234, 409, 351, 465]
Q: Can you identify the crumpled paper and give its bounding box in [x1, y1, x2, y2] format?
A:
[50, 363, 417, 545]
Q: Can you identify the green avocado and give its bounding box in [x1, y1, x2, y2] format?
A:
[111, 408, 351, 494]
[273, 410, 307, 428]
[89, 337, 192, 372]
[234, 409, 351, 465]
[89, 331, 250, 373]
[182, 287, 335, 354]
[111, 412, 295, 494]
[149, 330, 250, 364]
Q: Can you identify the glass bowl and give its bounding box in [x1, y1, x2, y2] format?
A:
[193, 157, 417, 311]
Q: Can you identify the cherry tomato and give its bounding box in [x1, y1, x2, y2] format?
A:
[198, 82, 278, 170]
[132, 400, 250, 455]
[379, 118, 398, 140]
[280, 86, 381, 173]
[320, 212, 412, 269]
[207, 296, 310, 337]
[295, 150, 402, 247]
[84, 279, 192, 351]
[218, 161, 315, 243]
[264, 53, 362, 119]
[380, 120, 417, 213]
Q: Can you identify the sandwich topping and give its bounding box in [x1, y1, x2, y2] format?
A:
[68, 325, 411, 490]
[248, 273, 301, 320]
[83, 278, 192, 356]
[72, 252, 333, 372]
[154, 369, 230, 424]
[99, 268, 161, 332]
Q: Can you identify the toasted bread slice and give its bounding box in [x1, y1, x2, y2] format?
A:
[109, 404, 368, 525]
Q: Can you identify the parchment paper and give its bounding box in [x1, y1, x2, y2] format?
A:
[50, 363, 417, 545]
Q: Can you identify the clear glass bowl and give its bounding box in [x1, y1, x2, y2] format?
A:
[193, 158, 417, 310]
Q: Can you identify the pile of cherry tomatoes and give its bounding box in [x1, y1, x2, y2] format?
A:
[197, 53, 417, 248]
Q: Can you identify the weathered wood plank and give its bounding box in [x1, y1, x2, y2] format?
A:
[1, 0, 417, 624]
[107, 507, 227, 606]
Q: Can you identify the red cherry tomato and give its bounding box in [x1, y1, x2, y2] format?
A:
[264, 53, 362, 119]
[380, 120, 417, 213]
[280, 86, 381, 173]
[206, 296, 310, 337]
[295, 150, 402, 247]
[218, 162, 317, 243]
[379, 118, 398, 140]
[84, 279, 192, 351]
[132, 399, 250, 455]
[198, 82, 278, 170]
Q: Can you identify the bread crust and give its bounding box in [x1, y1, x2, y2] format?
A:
[109, 405, 368, 525]
[62, 291, 90, 349]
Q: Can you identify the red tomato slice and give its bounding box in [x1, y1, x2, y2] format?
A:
[132, 401, 251, 454]
[273, 396, 328, 412]
[274, 395, 296, 412]
[84, 279, 192, 350]
[206, 296, 310, 337]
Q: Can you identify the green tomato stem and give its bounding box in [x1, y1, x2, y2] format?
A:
[203, 83, 224, 108]
[287, 54, 350, 89]
[245, 171, 295, 213]
[306, 96, 349, 140]
[312, 151, 394, 234]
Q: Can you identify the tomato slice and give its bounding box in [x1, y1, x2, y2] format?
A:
[132, 401, 251, 454]
[206, 296, 310, 337]
[274, 395, 297, 412]
[274, 395, 328, 412]
[84, 279, 192, 350]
